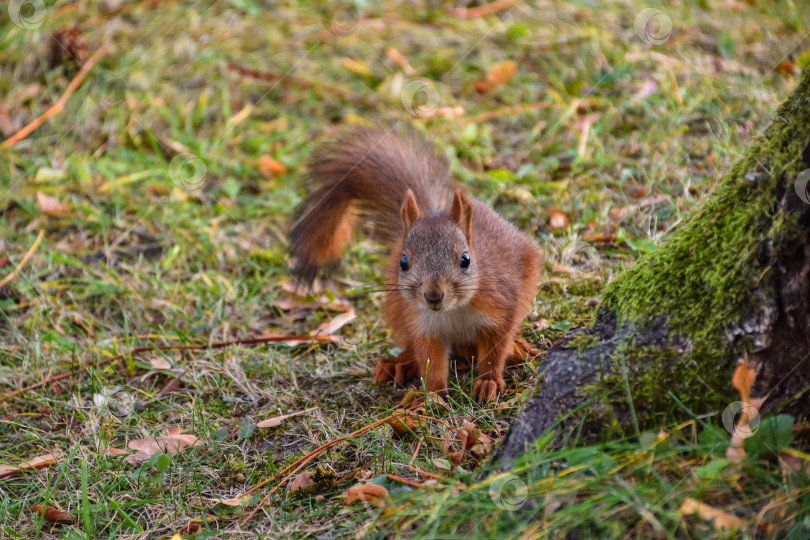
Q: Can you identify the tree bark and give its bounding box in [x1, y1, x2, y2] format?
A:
[495, 68, 810, 463]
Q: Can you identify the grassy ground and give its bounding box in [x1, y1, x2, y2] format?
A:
[1, 0, 809, 537]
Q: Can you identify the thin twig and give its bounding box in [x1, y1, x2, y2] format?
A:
[0, 229, 44, 288]
[239, 415, 394, 526]
[0, 334, 337, 403]
[2, 44, 108, 149]
[449, 0, 519, 18]
[386, 474, 424, 488]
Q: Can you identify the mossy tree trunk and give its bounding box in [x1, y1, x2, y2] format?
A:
[495, 69, 810, 463]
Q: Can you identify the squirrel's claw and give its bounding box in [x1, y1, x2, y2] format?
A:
[472, 375, 505, 404]
[508, 336, 542, 366]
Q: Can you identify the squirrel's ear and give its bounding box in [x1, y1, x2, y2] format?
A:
[450, 188, 473, 243]
[400, 189, 420, 234]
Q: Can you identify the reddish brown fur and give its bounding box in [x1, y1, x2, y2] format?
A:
[289, 127, 541, 402]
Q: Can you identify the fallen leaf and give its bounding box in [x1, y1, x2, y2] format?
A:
[532, 319, 550, 331]
[256, 407, 319, 428]
[474, 60, 517, 94]
[388, 410, 423, 438]
[583, 233, 616, 243]
[0, 105, 14, 137]
[150, 357, 172, 370]
[731, 353, 756, 404]
[548, 208, 569, 230]
[31, 504, 72, 523]
[99, 447, 128, 456]
[312, 311, 356, 336]
[259, 155, 286, 178]
[343, 484, 388, 506]
[444, 421, 482, 465]
[290, 471, 314, 494]
[217, 495, 250, 506]
[679, 497, 746, 531]
[0, 451, 63, 480]
[125, 428, 200, 464]
[341, 58, 373, 77]
[37, 192, 71, 217]
[386, 48, 415, 75]
[176, 522, 201, 535]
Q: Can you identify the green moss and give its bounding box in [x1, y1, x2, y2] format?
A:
[601, 69, 810, 388]
[569, 333, 600, 355]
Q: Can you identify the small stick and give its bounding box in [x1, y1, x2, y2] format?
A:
[0, 334, 338, 403]
[0, 229, 44, 288]
[449, 0, 519, 18]
[386, 474, 423, 488]
[2, 44, 108, 149]
[239, 415, 394, 526]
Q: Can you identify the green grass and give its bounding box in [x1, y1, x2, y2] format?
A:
[1, 0, 809, 537]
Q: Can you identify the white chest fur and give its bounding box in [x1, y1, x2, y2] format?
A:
[416, 307, 493, 345]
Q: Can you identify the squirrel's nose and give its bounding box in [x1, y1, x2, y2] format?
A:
[424, 289, 444, 304]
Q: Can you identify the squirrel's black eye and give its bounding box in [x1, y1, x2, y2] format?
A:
[460, 252, 470, 269]
[400, 254, 409, 272]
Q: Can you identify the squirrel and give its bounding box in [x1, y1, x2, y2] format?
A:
[289, 126, 542, 403]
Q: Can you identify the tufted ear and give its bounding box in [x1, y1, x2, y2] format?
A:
[449, 188, 473, 244]
[400, 189, 420, 235]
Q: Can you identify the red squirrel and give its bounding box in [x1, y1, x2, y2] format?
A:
[289, 126, 541, 403]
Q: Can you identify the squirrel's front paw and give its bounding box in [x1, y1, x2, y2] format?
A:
[374, 358, 418, 387]
[472, 375, 505, 404]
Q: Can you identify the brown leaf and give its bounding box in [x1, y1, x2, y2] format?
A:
[37, 192, 71, 217]
[475, 61, 517, 93]
[31, 504, 72, 523]
[99, 447, 128, 456]
[217, 495, 250, 506]
[679, 497, 746, 530]
[150, 357, 172, 370]
[312, 311, 356, 337]
[259, 155, 287, 178]
[386, 48, 415, 75]
[343, 484, 388, 506]
[290, 471, 314, 494]
[176, 522, 201, 535]
[548, 208, 569, 230]
[256, 407, 319, 428]
[0, 105, 15, 137]
[731, 353, 755, 404]
[125, 429, 200, 464]
[445, 421, 481, 465]
[388, 410, 423, 438]
[0, 451, 63, 480]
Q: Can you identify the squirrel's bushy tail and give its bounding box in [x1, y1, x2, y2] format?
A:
[289, 125, 450, 281]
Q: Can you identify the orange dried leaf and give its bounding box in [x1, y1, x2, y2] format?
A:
[290, 471, 314, 494]
[731, 353, 755, 404]
[343, 484, 388, 505]
[259, 155, 286, 178]
[125, 429, 200, 463]
[31, 504, 72, 522]
[37, 192, 71, 217]
[548, 208, 569, 230]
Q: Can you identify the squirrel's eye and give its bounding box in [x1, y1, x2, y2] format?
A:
[460, 252, 470, 269]
[400, 254, 409, 272]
